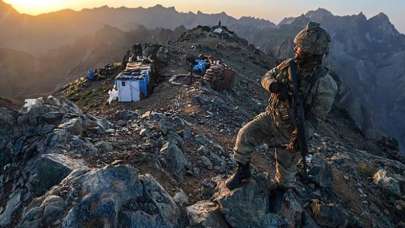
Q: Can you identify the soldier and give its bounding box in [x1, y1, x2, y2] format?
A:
[226, 22, 338, 190]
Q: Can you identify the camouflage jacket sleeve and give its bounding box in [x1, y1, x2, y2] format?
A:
[261, 59, 291, 92]
[305, 73, 338, 138]
[261, 67, 278, 92]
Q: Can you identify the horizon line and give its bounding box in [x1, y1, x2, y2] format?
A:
[3, 1, 397, 30]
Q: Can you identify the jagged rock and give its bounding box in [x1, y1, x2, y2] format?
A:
[20, 165, 181, 228]
[114, 110, 139, 121]
[41, 195, 65, 224]
[20, 207, 43, 228]
[84, 116, 113, 134]
[208, 151, 225, 167]
[159, 117, 174, 135]
[160, 141, 189, 180]
[373, 169, 401, 196]
[181, 126, 193, 140]
[28, 153, 84, 196]
[47, 129, 70, 148]
[201, 156, 213, 169]
[173, 190, 189, 206]
[278, 190, 304, 227]
[42, 111, 64, 125]
[0, 97, 118, 227]
[310, 199, 348, 227]
[307, 154, 333, 188]
[94, 141, 113, 153]
[200, 178, 217, 200]
[195, 134, 211, 146]
[214, 178, 284, 228]
[0, 191, 21, 227]
[58, 118, 83, 136]
[156, 46, 169, 64]
[0, 107, 17, 132]
[187, 201, 229, 228]
[117, 120, 127, 127]
[70, 136, 98, 156]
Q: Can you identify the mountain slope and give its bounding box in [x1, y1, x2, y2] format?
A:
[0, 26, 404, 227]
[1, 2, 404, 150]
[0, 25, 185, 99]
[0, 48, 42, 98]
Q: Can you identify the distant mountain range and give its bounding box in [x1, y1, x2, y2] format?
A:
[0, 1, 404, 150]
[0, 1, 275, 56]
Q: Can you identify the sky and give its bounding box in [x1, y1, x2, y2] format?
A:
[4, 0, 405, 33]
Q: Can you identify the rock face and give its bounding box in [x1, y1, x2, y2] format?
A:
[306, 154, 333, 188]
[186, 201, 229, 228]
[214, 179, 275, 228]
[160, 141, 189, 180]
[0, 96, 112, 227]
[0, 191, 22, 227]
[373, 169, 402, 196]
[189, 173, 284, 228]
[29, 153, 84, 196]
[19, 165, 181, 228]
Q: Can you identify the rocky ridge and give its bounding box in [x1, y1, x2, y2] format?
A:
[0, 26, 404, 227]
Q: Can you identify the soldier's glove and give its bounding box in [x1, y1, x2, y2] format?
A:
[269, 82, 289, 101]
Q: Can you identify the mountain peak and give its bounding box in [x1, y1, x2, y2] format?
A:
[370, 12, 390, 23]
[368, 12, 398, 34]
[305, 8, 334, 19]
[148, 4, 177, 13]
[368, 12, 396, 28]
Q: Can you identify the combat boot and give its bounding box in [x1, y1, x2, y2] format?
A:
[226, 162, 251, 190]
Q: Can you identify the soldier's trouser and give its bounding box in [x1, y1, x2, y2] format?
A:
[233, 112, 301, 187]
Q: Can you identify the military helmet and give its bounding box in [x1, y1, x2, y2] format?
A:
[294, 22, 331, 56]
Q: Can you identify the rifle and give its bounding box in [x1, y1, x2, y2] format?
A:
[288, 59, 309, 172]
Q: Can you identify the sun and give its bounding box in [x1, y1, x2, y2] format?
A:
[4, 0, 68, 15]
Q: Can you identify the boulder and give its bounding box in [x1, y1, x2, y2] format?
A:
[95, 141, 113, 153]
[0, 191, 22, 227]
[69, 137, 98, 156]
[114, 110, 139, 121]
[214, 178, 284, 228]
[373, 169, 401, 196]
[42, 111, 64, 125]
[58, 118, 83, 136]
[307, 154, 333, 188]
[173, 190, 189, 206]
[156, 46, 169, 64]
[160, 141, 189, 180]
[83, 115, 113, 134]
[187, 201, 229, 228]
[0, 107, 17, 132]
[278, 190, 304, 228]
[201, 156, 213, 169]
[41, 195, 65, 225]
[159, 118, 172, 135]
[310, 199, 348, 227]
[29, 153, 84, 196]
[20, 165, 181, 228]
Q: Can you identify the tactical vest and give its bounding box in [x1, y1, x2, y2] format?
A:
[267, 59, 329, 126]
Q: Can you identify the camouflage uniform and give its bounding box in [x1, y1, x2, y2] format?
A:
[232, 22, 338, 188]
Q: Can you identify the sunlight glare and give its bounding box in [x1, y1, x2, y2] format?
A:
[5, 0, 67, 15]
